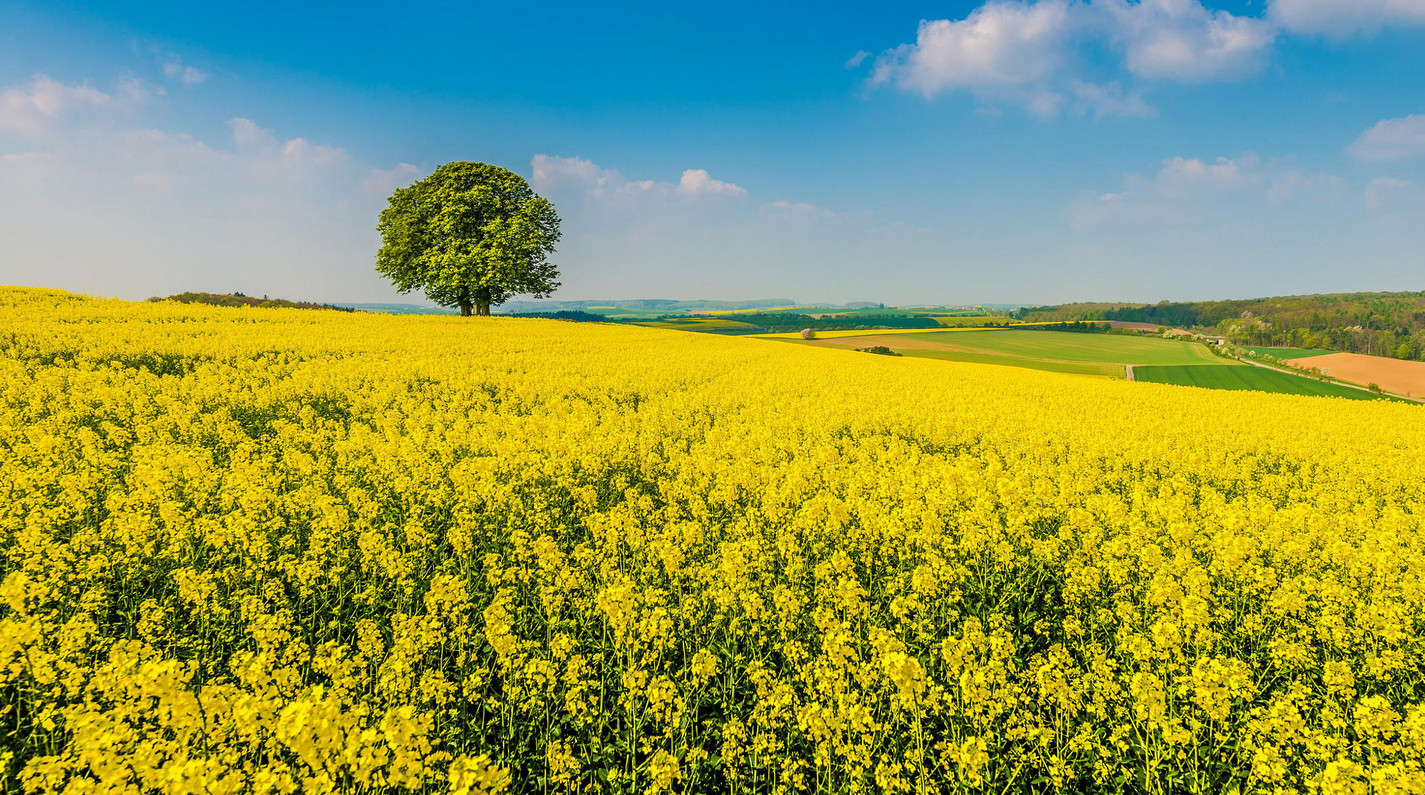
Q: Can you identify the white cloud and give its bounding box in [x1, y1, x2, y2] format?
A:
[1101, 0, 1276, 82]
[1269, 0, 1425, 36]
[868, 0, 1277, 116]
[227, 116, 269, 150]
[1348, 115, 1425, 162]
[531, 155, 746, 203]
[845, 50, 872, 69]
[162, 56, 208, 86]
[1156, 153, 1256, 194]
[869, 1, 1076, 114]
[677, 168, 747, 197]
[1070, 152, 1344, 226]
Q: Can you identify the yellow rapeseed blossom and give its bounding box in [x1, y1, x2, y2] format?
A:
[0, 286, 1423, 793]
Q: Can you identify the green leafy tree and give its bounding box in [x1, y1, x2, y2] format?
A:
[376, 162, 561, 316]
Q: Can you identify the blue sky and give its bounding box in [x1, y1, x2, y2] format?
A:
[2, 1, 1424, 305]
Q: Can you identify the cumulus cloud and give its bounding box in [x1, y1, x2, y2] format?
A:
[1101, 0, 1276, 82]
[869, 1, 1087, 116]
[531, 155, 746, 203]
[1070, 152, 1344, 226]
[0, 72, 419, 302]
[870, 2, 1074, 97]
[677, 169, 747, 197]
[1269, 0, 1425, 36]
[1348, 115, 1425, 162]
[868, 0, 1279, 116]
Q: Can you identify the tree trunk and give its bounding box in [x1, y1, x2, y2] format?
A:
[458, 299, 473, 317]
[475, 286, 491, 317]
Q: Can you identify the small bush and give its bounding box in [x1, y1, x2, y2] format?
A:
[856, 345, 901, 356]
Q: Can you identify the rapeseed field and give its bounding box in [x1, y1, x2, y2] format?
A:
[1, 286, 1423, 794]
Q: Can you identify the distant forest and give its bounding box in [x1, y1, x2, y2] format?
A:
[1018, 291, 1425, 361]
[150, 292, 355, 312]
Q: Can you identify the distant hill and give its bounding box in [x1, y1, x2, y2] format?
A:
[151, 292, 355, 312]
[1019, 291, 1425, 361]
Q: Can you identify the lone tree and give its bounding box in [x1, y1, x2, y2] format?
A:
[376, 161, 561, 316]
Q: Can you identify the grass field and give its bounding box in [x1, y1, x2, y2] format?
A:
[896, 330, 1221, 365]
[795, 330, 1379, 398]
[806, 329, 1222, 367]
[763, 327, 1002, 340]
[1134, 364, 1392, 400]
[896, 349, 1125, 377]
[1241, 346, 1335, 359]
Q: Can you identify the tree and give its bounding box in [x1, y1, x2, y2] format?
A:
[376, 162, 561, 316]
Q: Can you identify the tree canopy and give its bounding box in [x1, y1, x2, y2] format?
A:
[376, 162, 561, 316]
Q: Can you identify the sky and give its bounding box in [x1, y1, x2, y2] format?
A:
[1, 0, 1424, 306]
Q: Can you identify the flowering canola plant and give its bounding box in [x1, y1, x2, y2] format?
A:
[1, 286, 1424, 794]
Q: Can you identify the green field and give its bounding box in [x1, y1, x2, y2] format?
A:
[1241, 346, 1335, 359]
[896, 349, 1124, 377]
[783, 329, 1221, 380]
[790, 330, 1392, 401]
[890, 330, 1223, 366]
[1134, 364, 1389, 400]
[930, 315, 1016, 327]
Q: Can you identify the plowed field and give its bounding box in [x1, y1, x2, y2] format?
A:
[1286, 352, 1425, 398]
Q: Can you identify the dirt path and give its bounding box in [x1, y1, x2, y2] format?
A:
[1124, 365, 1135, 381]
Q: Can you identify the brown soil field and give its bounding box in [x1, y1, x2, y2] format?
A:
[1110, 322, 1163, 331]
[1286, 353, 1425, 398]
[817, 335, 954, 352]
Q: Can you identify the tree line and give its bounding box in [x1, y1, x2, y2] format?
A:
[1019, 292, 1425, 361]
